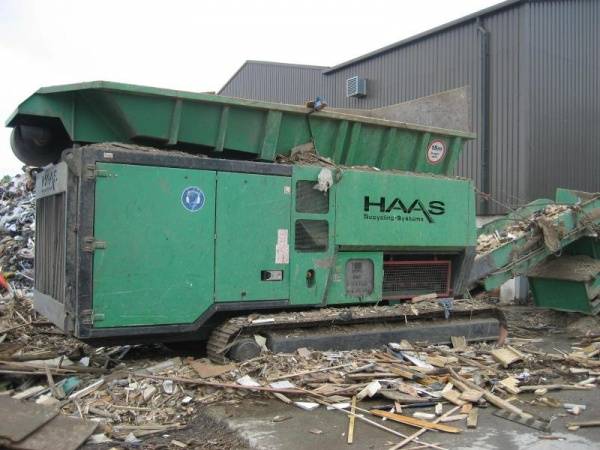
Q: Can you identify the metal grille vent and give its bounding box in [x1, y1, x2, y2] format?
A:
[295, 181, 329, 213]
[382, 260, 451, 299]
[34, 193, 67, 303]
[295, 219, 328, 252]
[346, 76, 367, 98]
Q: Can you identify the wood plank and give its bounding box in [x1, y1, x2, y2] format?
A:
[369, 410, 462, 433]
[388, 405, 461, 450]
[449, 369, 533, 419]
[491, 347, 522, 368]
[267, 363, 353, 381]
[347, 396, 356, 444]
[467, 408, 478, 428]
[442, 389, 466, 406]
[461, 403, 473, 414]
[566, 420, 600, 428]
[499, 376, 521, 395]
[459, 389, 483, 403]
[319, 400, 446, 450]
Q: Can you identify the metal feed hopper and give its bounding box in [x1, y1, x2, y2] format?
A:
[7, 81, 473, 173]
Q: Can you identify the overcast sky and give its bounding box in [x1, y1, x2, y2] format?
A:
[0, 0, 502, 175]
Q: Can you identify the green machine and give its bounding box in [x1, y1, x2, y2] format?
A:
[7, 82, 599, 360]
[470, 190, 600, 316]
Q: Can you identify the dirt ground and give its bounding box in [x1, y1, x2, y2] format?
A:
[81, 409, 249, 450]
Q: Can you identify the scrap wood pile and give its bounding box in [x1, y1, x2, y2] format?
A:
[4, 330, 600, 447]
[476, 204, 569, 254]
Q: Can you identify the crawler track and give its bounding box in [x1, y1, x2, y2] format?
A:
[206, 299, 506, 362]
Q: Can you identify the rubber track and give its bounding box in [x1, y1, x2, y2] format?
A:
[206, 301, 505, 363]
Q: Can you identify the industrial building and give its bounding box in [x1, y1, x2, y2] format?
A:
[219, 0, 600, 214]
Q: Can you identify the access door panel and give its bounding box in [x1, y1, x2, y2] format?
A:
[215, 172, 291, 302]
[92, 163, 216, 327]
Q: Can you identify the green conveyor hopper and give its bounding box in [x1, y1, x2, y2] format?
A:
[6, 81, 474, 170]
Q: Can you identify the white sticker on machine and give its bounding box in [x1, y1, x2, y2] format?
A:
[275, 229, 289, 264]
[426, 140, 447, 164]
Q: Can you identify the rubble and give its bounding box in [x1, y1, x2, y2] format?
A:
[476, 204, 570, 254]
[0, 311, 599, 447]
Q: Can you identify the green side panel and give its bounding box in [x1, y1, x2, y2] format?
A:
[327, 252, 383, 305]
[289, 166, 336, 305]
[92, 163, 216, 327]
[335, 170, 476, 249]
[478, 193, 600, 290]
[214, 172, 291, 302]
[529, 278, 593, 314]
[8, 81, 474, 176]
[565, 237, 600, 258]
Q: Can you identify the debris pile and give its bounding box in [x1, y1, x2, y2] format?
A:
[7, 329, 600, 446]
[0, 170, 35, 300]
[477, 204, 569, 254]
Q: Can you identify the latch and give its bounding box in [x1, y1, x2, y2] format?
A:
[83, 236, 107, 252]
[84, 164, 110, 180]
[80, 309, 104, 325]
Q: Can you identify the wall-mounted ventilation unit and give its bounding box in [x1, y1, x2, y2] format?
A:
[346, 76, 367, 98]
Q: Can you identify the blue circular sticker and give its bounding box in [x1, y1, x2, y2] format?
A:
[181, 186, 205, 212]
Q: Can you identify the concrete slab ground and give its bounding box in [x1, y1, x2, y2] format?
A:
[206, 389, 600, 450]
[203, 310, 600, 449]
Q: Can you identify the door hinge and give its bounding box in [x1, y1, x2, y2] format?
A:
[80, 309, 104, 325]
[85, 164, 110, 180]
[83, 236, 107, 252]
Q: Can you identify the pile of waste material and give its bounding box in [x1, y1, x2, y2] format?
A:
[0, 169, 35, 298]
[476, 204, 570, 254]
[2, 321, 600, 446]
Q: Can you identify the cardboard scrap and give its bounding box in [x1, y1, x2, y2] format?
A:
[451, 336, 468, 351]
[189, 360, 235, 379]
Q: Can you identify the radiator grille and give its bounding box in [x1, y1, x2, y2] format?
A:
[383, 260, 451, 299]
[34, 193, 67, 303]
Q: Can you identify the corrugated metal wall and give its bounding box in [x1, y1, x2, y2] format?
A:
[528, 0, 600, 200]
[220, 63, 327, 106]
[220, 0, 600, 214]
[313, 7, 525, 214]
